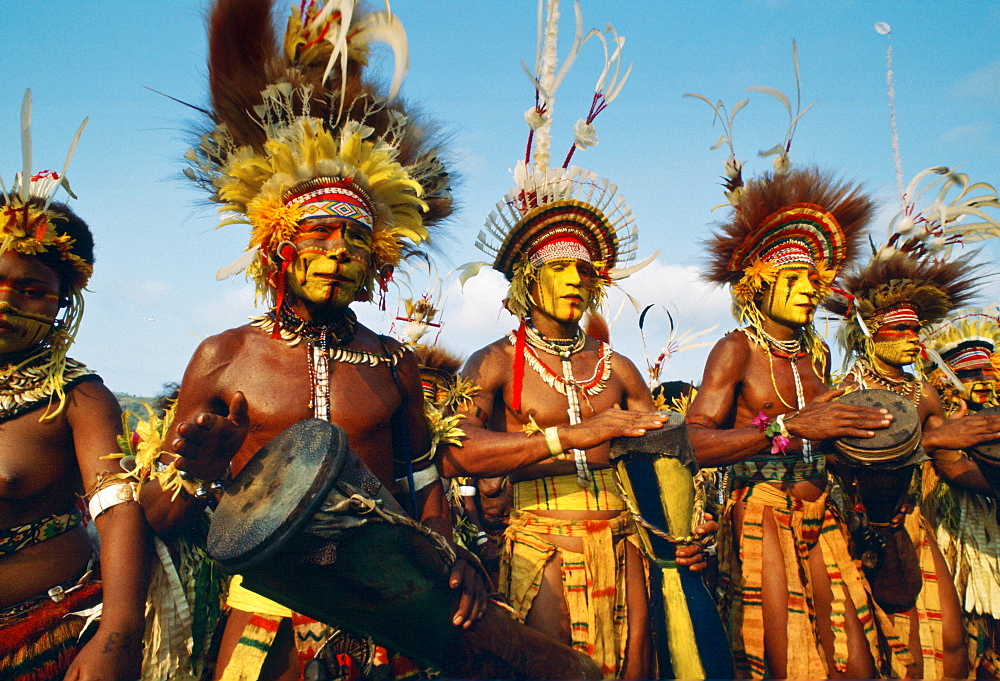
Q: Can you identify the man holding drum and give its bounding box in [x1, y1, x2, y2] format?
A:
[438, 4, 712, 677]
[686, 167, 913, 679]
[826, 249, 1000, 678]
[922, 307, 1000, 675]
[138, 1, 487, 679]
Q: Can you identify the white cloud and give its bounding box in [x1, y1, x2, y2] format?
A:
[953, 61, 1000, 104]
[940, 121, 995, 148]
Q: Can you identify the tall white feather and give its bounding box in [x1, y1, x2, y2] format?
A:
[532, 0, 561, 173]
[20, 90, 32, 202]
[43, 117, 88, 212]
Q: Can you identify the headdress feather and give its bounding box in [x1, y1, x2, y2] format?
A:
[189, 0, 452, 301]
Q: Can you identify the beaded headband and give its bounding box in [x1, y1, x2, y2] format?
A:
[283, 179, 376, 231]
[728, 202, 847, 274]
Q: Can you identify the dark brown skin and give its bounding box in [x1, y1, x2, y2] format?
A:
[441, 260, 714, 679]
[686, 278, 896, 679]
[139, 218, 487, 681]
[0, 252, 151, 681]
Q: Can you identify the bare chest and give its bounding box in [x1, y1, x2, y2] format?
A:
[504, 347, 623, 429]
[225, 342, 403, 471]
[739, 350, 828, 421]
[0, 411, 77, 514]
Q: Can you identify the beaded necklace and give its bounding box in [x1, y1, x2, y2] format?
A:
[853, 360, 922, 406]
[743, 327, 814, 463]
[509, 323, 613, 487]
[252, 304, 405, 419]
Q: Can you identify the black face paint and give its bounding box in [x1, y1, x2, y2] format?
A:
[783, 273, 795, 306]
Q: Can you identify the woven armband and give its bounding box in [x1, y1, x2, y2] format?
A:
[88, 481, 137, 519]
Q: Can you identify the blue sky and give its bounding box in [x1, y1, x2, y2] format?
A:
[1, 1, 998, 395]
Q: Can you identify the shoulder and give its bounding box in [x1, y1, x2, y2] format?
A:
[466, 337, 514, 368]
[462, 337, 514, 387]
[920, 380, 945, 418]
[609, 348, 643, 380]
[708, 328, 753, 364]
[64, 375, 121, 425]
[192, 324, 257, 363]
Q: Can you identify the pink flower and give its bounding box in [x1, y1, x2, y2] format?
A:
[771, 435, 790, 455]
[752, 411, 771, 431]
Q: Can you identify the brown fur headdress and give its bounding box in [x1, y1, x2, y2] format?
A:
[704, 167, 873, 295]
[824, 250, 981, 362]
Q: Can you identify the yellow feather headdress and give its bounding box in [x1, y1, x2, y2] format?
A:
[186, 0, 452, 303]
[920, 308, 1000, 390]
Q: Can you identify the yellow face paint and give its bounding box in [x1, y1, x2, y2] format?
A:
[758, 266, 820, 328]
[530, 258, 595, 324]
[0, 252, 61, 357]
[872, 321, 922, 368]
[956, 366, 998, 406]
[286, 218, 372, 308]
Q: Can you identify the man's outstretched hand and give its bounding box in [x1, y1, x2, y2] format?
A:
[170, 391, 250, 481]
[785, 388, 893, 441]
[559, 406, 669, 452]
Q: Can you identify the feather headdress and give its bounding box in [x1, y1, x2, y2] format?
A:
[923, 308, 1000, 372]
[704, 168, 873, 304]
[186, 0, 452, 305]
[919, 307, 1000, 403]
[2, 90, 92, 292]
[690, 44, 874, 347]
[823, 160, 999, 366]
[0, 90, 95, 418]
[472, 0, 639, 319]
[823, 250, 981, 372]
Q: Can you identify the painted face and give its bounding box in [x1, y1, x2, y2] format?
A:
[0, 251, 60, 357]
[286, 217, 373, 308]
[758, 266, 820, 328]
[872, 320, 922, 368]
[956, 367, 998, 407]
[530, 258, 595, 324]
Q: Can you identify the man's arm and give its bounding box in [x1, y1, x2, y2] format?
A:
[66, 381, 152, 681]
[389, 343, 488, 628]
[688, 334, 893, 467]
[440, 343, 666, 478]
[920, 385, 995, 494]
[687, 334, 774, 467]
[139, 333, 248, 534]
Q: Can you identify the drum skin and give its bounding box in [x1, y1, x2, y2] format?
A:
[208, 419, 600, 680]
[831, 389, 925, 525]
[834, 389, 922, 466]
[610, 414, 735, 680]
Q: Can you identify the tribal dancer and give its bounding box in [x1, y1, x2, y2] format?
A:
[826, 220, 1000, 677]
[137, 2, 486, 680]
[686, 163, 916, 678]
[440, 3, 711, 677]
[923, 307, 1000, 414]
[0, 91, 151, 681]
[921, 307, 1000, 676]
